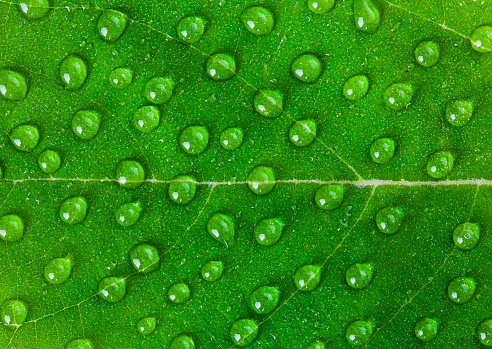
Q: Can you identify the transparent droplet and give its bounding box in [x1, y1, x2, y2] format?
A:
[207, 213, 235, 247]
[59, 54, 87, 90]
[59, 196, 88, 225]
[241, 6, 275, 36]
[206, 53, 236, 81]
[289, 119, 317, 147]
[129, 243, 160, 274]
[1, 299, 28, 327]
[291, 53, 323, 83]
[44, 255, 74, 285]
[179, 126, 209, 155]
[177, 16, 206, 43]
[230, 318, 259, 346]
[168, 175, 198, 205]
[295, 264, 322, 291]
[247, 165, 276, 195]
[9, 124, 40, 152]
[98, 276, 127, 303]
[97, 9, 127, 42]
[426, 151, 454, 179]
[0, 214, 24, 242]
[0, 69, 27, 100]
[167, 283, 191, 304]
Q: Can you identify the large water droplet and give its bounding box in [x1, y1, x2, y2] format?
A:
[59, 54, 87, 90]
[447, 276, 476, 304]
[98, 276, 127, 303]
[308, 0, 334, 14]
[134, 106, 160, 133]
[202, 260, 224, 282]
[446, 100, 474, 127]
[115, 159, 145, 189]
[254, 217, 284, 246]
[249, 286, 280, 314]
[97, 9, 127, 42]
[168, 175, 198, 205]
[207, 213, 235, 247]
[72, 110, 100, 140]
[345, 320, 373, 346]
[65, 339, 93, 349]
[453, 222, 480, 251]
[414, 41, 440, 67]
[241, 6, 275, 36]
[38, 149, 61, 174]
[247, 165, 276, 195]
[291, 53, 323, 83]
[346, 263, 373, 289]
[137, 316, 156, 335]
[179, 126, 209, 155]
[220, 127, 243, 150]
[426, 151, 454, 179]
[59, 196, 88, 225]
[253, 89, 283, 118]
[343, 74, 369, 101]
[168, 282, 191, 304]
[370, 138, 395, 164]
[415, 318, 438, 342]
[376, 207, 404, 235]
[109, 67, 133, 89]
[144, 77, 174, 104]
[130, 243, 160, 274]
[289, 119, 317, 147]
[170, 334, 195, 349]
[115, 201, 142, 226]
[44, 255, 74, 285]
[295, 264, 322, 291]
[383, 83, 413, 110]
[315, 184, 344, 210]
[10, 124, 40, 152]
[353, 0, 380, 33]
[0, 69, 27, 100]
[478, 319, 492, 346]
[230, 318, 259, 347]
[1, 299, 28, 327]
[470, 25, 492, 53]
[0, 214, 24, 242]
[18, 0, 50, 19]
[206, 53, 236, 81]
[177, 16, 206, 43]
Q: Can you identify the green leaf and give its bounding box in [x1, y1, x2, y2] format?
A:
[1, 0, 492, 348]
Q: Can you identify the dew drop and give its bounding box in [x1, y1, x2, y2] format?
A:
[342, 74, 369, 101]
[59, 196, 88, 225]
[65, 339, 93, 349]
[168, 283, 191, 304]
[0, 69, 27, 100]
[414, 41, 440, 67]
[375, 207, 404, 235]
[177, 16, 206, 43]
[470, 25, 492, 53]
[97, 9, 127, 42]
[295, 264, 322, 291]
[446, 99, 474, 127]
[98, 276, 127, 303]
[129, 243, 160, 274]
[289, 119, 317, 147]
[447, 277, 476, 304]
[415, 318, 438, 342]
[136, 316, 156, 335]
[18, 0, 51, 19]
[115, 201, 142, 227]
[168, 175, 198, 205]
[241, 6, 275, 36]
[478, 319, 492, 346]
[306, 342, 325, 349]
[179, 126, 209, 155]
[249, 286, 280, 315]
[426, 151, 454, 179]
[201, 260, 224, 282]
[37, 149, 61, 174]
[109, 67, 132, 89]
[207, 213, 235, 247]
[72, 110, 100, 140]
[220, 127, 243, 150]
[254, 217, 284, 246]
[247, 165, 276, 195]
[308, 0, 334, 14]
[10, 124, 40, 152]
[315, 184, 344, 210]
[230, 318, 259, 347]
[1, 299, 28, 327]
[133, 106, 160, 133]
[253, 89, 283, 118]
[345, 320, 373, 346]
[353, 0, 380, 33]
[453, 222, 480, 250]
[291, 53, 323, 83]
[370, 138, 395, 164]
[170, 334, 195, 349]
[115, 159, 145, 189]
[206, 53, 236, 81]
[0, 214, 24, 242]
[59, 54, 87, 90]
[144, 77, 174, 104]
[345, 263, 373, 289]
[44, 255, 74, 285]
[383, 83, 413, 110]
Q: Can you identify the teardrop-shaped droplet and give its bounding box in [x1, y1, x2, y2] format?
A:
[59, 196, 88, 225]
[249, 286, 280, 314]
[230, 318, 259, 347]
[289, 119, 317, 147]
[315, 184, 344, 210]
[207, 213, 235, 247]
[115, 159, 145, 189]
[38, 149, 61, 174]
[343, 74, 369, 101]
[59, 54, 87, 90]
[179, 126, 209, 155]
[294, 264, 322, 291]
[453, 222, 480, 250]
[1, 299, 28, 327]
[130, 243, 160, 274]
[0, 214, 24, 242]
[346, 263, 373, 289]
[109, 67, 133, 89]
[137, 316, 156, 335]
[168, 283, 191, 304]
[291, 53, 323, 83]
[168, 175, 198, 205]
[415, 318, 438, 342]
[426, 151, 454, 179]
[253, 89, 283, 118]
[345, 320, 373, 346]
[414, 41, 440, 67]
[201, 261, 224, 282]
[10, 124, 40, 152]
[370, 138, 395, 164]
[478, 319, 492, 346]
[115, 201, 142, 226]
[247, 165, 276, 195]
[44, 255, 74, 285]
[170, 334, 195, 349]
[97, 9, 127, 42]
[383, 83, 413, 110]
[72, 110, 100, 140]
[470, 25, 492, 53]
[353, 0, 380, 33]
[447, 277, 476, 304]
[144, 77, 174, 104]
[446, 100, 474, 127]
[206, 53, 236, 81]
[308, 0, 334, 14]
[241, 6, 275, 36]
[177, 16, 206, 43]
[18, 0, 51, 19]
[376, 207, 404, 235]
[254, 217, 284, 246]
[220, 127, 243, 150]
[65, 339, 93, 349]
[98, 276, 127, 303]
[134, 106, 160, 133]
[0, 69, 27, 100]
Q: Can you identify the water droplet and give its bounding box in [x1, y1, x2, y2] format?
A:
[446, 100, 474, 127]
[206, 53, 236, 81]
[59, 54, 87, 90]
[59, 196, 88, 225]
[376, 207, 404, 235]
[207, 213, 235, 247]
[170, 334, 195, 349]
[0, 214, 24, 242]
[144, 77, 174, 104]
[37, 149, 61, 174]
[447, 276, 476, 304]
[306, 342, 325, 349]
[115, 159, 145, 189]
[44, 255, 74, 285]
[253, 89, 283, 118]
[289, 119, 317, 147]
[220, 127, 243, 150]
[18, 0, 50, 19]
[65, 339, 93, 349]
[247, 165, 276, 195]
[353, 0, 380, 33]
[98, 276, 127, 303]
[294, 264, 322, 291]
[72, 110, 100, 140]
[97, 9, 127, 42]
[130, 243, 159, 274]
[308, 0, 334, 14]
[133, 106, 160, 133]
[342, 74, 369, 101]
[315, 184, 344, 210]
[414, 41, 440, 67]
[383, 83, 413, 110]
[478, 319, 492, 346]
[0, 69, 27, 100]
[249, 286, 280, 314]
[370, 138, 395, 164]
[291, 53, 323, 83]
[202, 260, 224, 282]
[177, 16, 206, 43]
[115, 201, 142, 226]
[168, 175, 197, 204]
[453, 222, 480, 251]
[415, 318, 438, 342]
[346, 263, 373, 289]
[426, 151, 454, 179]
[470, 25, 492, 53]
[109, 67, 132, 89]
[230, 318, 259, 346]
[10, 124, 39, 152]
[179, 126, 209, 155]
[137, 316, 156, 335]
[345, 320, 373, 346]
[254, 217, 284, 246]
[1, 299, 28, 327]
[168, 283, 191, 304]
[241, 6, 275, 36]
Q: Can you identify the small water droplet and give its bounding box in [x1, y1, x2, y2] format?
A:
[470, 25, 492, 53]
[59, 196, 88, 225]
[65, 339, 94, 349]
[220, 127, 243, 150]
[414, 40, 440, 67]
[426, 151, 454, 179]
[383, 83, 413, 110]
[109, 67, 132, 89]
[168, 175, 198, 205]
[447, 276, 476, 304]
[241, 6, 275, 36]
[230, 318, 259, 346]
[115, 159, 145, 189]
[295, 264, 322, 291]
[98, 276, 127, 303]
[10, 124, 40, 152]
[253, 89, 283, 118]
[291, 53, 323, 83]
[254, 217, 284, 246]
[177, 16, 206, 43]
[315, 184, 344, 210]
[0, 214, 24, 242]
[308, 0, 334, 14]
[168, 282, 191, 304]
[72, 110, 100, 140]
[179, 126, 209, 155]
[415, 318, 438, 342]
[346, 263, 373, 289]
[201, 260, 224, 282]
[37, 149, 61, 174]
[353, 0, 380, 33]
[133, 106, 160, 133]
[144, 77, 174, 104]
[477, 319, 492, 346]
[306, 342, 325, 349]
[136, 316, 156, 335]
[97, 9, 127, 42]
[0, 69, 27, 100]
[1, 299, 28, 327]
[446, 99, 474, 127]
[18, 0, 50, 19]
[207, 213, 235, 247]
[44, 254, 74, 285]
[59, 54, 87, 90]
[115, 201, 142, 226]
[206, 53, 236, 81]
[345, 320, 373, 346]
[376, 207, 404, 235]
[249, 286, 280, 314]
[170, 334, 195, 349]
[370, 138, 395, 164]
[289, 119, 317, 147]
[130, 243, 159, 274]
[247, 165, 276, 195]
[343, 74, 369, 100]
[453, 222, 480, 250]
